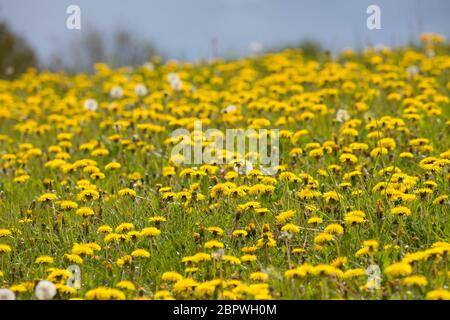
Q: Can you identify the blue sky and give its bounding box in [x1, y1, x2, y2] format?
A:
[1, 0, 449, 63]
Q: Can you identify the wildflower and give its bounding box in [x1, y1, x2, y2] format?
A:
[59, 200, 78, 210]
[281, 223, 300, 234]
[204, 240, 224, 250]
[237, 201, 261, 212]
[232, 230, 248, 238]
[10, 284, 28, 293]
[14, 175, 30, 183]
[400, 152, 414, 158]
[77, 189, 100, 201]
[47, 269, 72, 283]
[222, 255, 241, 265]
[112, 223, 134, 234]
[340, 153, 358, 164]
[426, 289, 450, 300]
[76, 207, 95, 217]
[402, 275, 428, 287]
[390, 206, 411, 217]
[105, 162, 121, 170]
[35, 256, 54, 264]
[149, 216, 167, 223]
[38, 193, 58, 202]
[0, 229, 12, 238]
[118, 188, 137, 198]
[256, 235, 276, 248]
[344, 215, 365, 225]
[64, 254, 83, 264]
[0, 244, 12, 253]
[173, 278, 198, 295]
[292, 248, 306, 255]
[276, 210, 295, 224]
[86, 287, 125, 300]
[343, 268, 366, 279]
[250, 272, 269, 282]
[116, 255, 133, 267]
[71, 243, 94, 256]
[324, 224, 344, 235]
[323, 191, 341, 203]
[370, 147, 388, 158]
[241, 254, 257, 263]
[433, 195, 448, 205]
[314, 233, 334, 244]
[116, 281, 136, 291]
[363, 240, 379, 251]
[307, 216, 323, 225]
[161, 272, 183, 282]
[140, 227, 161, 237]
[131, 249, 150, 258]
[56, 284, 76, 296]
[206, 226, 224, 236]
[284, 268, 307, 279]
[154, 290, 173, 300]
[97, 225, 113, 234]
[312, 264, 343, 278]
[384, 262, 412, 277]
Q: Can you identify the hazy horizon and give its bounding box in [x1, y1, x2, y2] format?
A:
[1, 0, 449, 64]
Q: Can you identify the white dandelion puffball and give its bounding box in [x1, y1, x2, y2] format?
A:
[167, 72, 180, 84]
[35, 280, 57, 300]
[135, 84, 148, 97]
[143, 62, 154, 71]
[336, 109, 350, 123]
[110, 85, 124, 99]
[406, 65, 420, 77]
[222, 104, 237, 114]
[167, 72, 182, 91]
[170, 79, 182, 91]
[0, 288, 16, 300]
[211, 248, 225, 261]
[83, 99, 98, 112]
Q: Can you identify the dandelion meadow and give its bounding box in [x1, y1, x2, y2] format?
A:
[0, 33, 449, 300]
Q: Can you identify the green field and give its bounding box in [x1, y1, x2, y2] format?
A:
[0, 33, 449, 300]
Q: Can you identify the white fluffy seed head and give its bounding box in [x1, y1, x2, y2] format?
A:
[35, 280, 57, 300]
[83, 98, 98, 112]
[0, 288, 16, 300]
[110, 86, 124, 99]
[222, 104, 237, 114]
[336, 109, 350, 123]
[134, 84, 148, 97]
